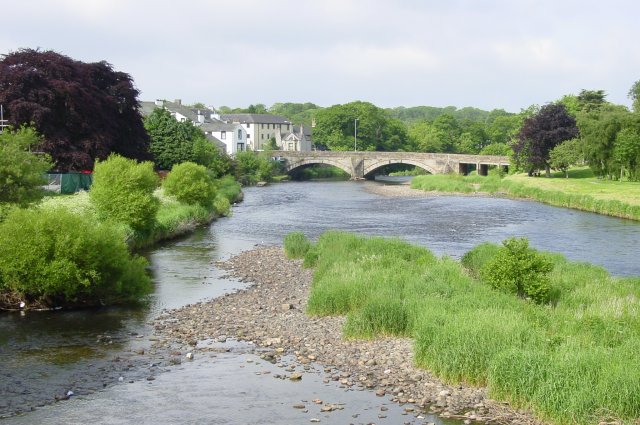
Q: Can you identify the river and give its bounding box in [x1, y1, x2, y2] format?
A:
[1, 180, 639, 423]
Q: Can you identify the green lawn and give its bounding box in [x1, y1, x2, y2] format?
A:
[505, 167, 640, 207]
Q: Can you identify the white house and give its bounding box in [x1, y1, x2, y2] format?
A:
[199, 121, 247, 155]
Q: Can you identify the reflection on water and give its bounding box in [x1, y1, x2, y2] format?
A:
[1, 180, 639, 421]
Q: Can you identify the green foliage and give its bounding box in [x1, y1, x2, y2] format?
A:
[613, 127, 640, 181]
[163, 162, 216, 208]
[480, 238, 554, 303]
[302, 231, 640, 424]
[0, 207, 151, 306]
[549, 138, 583, 177]
[192, 137, 232, 178]
[0, 126, 52, 207]
[410, 174, 474, 193]
[628, 80, 640, 112]
[215, 174, 242, 202]
[145, 108, 217, 170]
[90, 154, 160, 232]
[268, 102, 321, 127]
[283, 232, 311, 259]
[313, 101, 409, 151]
[233, 151, 274, 185]
[263, 137, 279, 151]
[480, 142, 511, 156]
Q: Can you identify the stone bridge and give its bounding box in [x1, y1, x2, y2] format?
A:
[273, 151, 510, 179]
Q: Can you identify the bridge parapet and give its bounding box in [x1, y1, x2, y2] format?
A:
[271, 151, 509, 179]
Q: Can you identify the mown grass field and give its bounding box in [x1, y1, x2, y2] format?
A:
[411, 167, 640, 220]
[285, 231, 640, 425]
[506, 167, 640, 207]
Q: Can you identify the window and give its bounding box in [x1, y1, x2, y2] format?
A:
[238, 129, 242, 139]
[286, 125, 290, 131]
[237, 143, 245, 151]
[261, 134, 264, 139]
[221, 131, 226, 140]
[288, 142, 295, 150]
[247, 133, 250, 138]
[261, 124, 264, 129]
[247, 123, 250, 128]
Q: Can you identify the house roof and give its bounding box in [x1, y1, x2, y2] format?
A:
[139, 101, 159, 117]
[200, 122, 240, 132]
[220, 113, 291, 125]
[293, 125, 313, 140]
[205, 134, 227, 150]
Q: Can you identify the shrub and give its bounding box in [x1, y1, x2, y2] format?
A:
[284, 232, 311, 259]
[213, 194, 231, 216]
[480, 237, 554, 303]
[90, 154, 159, 232]
[163, 162, 217, 208]
[0, 125, 52, 207]
[0, 208, 151, 307]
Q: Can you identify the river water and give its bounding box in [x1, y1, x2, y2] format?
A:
[1, 180, 639, 423]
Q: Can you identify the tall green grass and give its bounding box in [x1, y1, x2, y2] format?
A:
[301, 231, 640, 424]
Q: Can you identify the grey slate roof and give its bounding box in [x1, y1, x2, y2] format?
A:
[220, 113, 291, 124]
[200, 122, 239, 132]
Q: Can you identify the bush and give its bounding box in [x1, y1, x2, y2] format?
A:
[284, 232, 311, 259]
[163, 162, 216, 208]
[90, 154, 159, 232]
[0, 208, 151, 307]
[480, 237, 554, 303]
[0, 126, 52, 207]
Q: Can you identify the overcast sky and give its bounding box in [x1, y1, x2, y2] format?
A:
[2, 0, 639, 112]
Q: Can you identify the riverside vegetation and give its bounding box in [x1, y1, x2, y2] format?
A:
[0, 155, 241, 310]
[410, 167, 640, 221]
[284, 231, 640, 425]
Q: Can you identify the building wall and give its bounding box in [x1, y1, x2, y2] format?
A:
[209, 125, 247, 155]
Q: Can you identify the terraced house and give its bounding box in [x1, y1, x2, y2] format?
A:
[140, 101, 313, 153]
[219, 113, 312, 151]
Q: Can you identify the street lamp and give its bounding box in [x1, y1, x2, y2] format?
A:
[354, 118, 358, 152]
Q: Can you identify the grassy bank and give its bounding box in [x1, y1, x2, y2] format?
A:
[411, 168, 640, 221]
[286, 231, 640, 425]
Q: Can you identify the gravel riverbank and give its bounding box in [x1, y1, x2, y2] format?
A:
[150, 247, 543, 425]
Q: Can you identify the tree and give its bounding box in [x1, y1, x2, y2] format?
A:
[576, 89, 607, 112]
[613, 127, 640, 181]
[628, 80, 640, 112]
[0, 126, 52, 207]
[549, 139, 582, 177]
[144, 108, 228, 172]
[0, 49, 150, 171]
[480, 143, 511, 156]
[313, 101, 409, 151]
[512, 104, 579, 176]
[577, 104, 632, 179]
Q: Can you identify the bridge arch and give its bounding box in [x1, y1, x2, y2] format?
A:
[286, 158, 353, 177]
[363, 159, 438, 177]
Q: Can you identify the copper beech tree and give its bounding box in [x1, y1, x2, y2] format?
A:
[0, 49, 150, 171]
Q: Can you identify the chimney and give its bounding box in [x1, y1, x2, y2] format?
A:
[155, 99, 164, 107]
[197, 110, 205, 124]
[174, 99, 182, 105]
